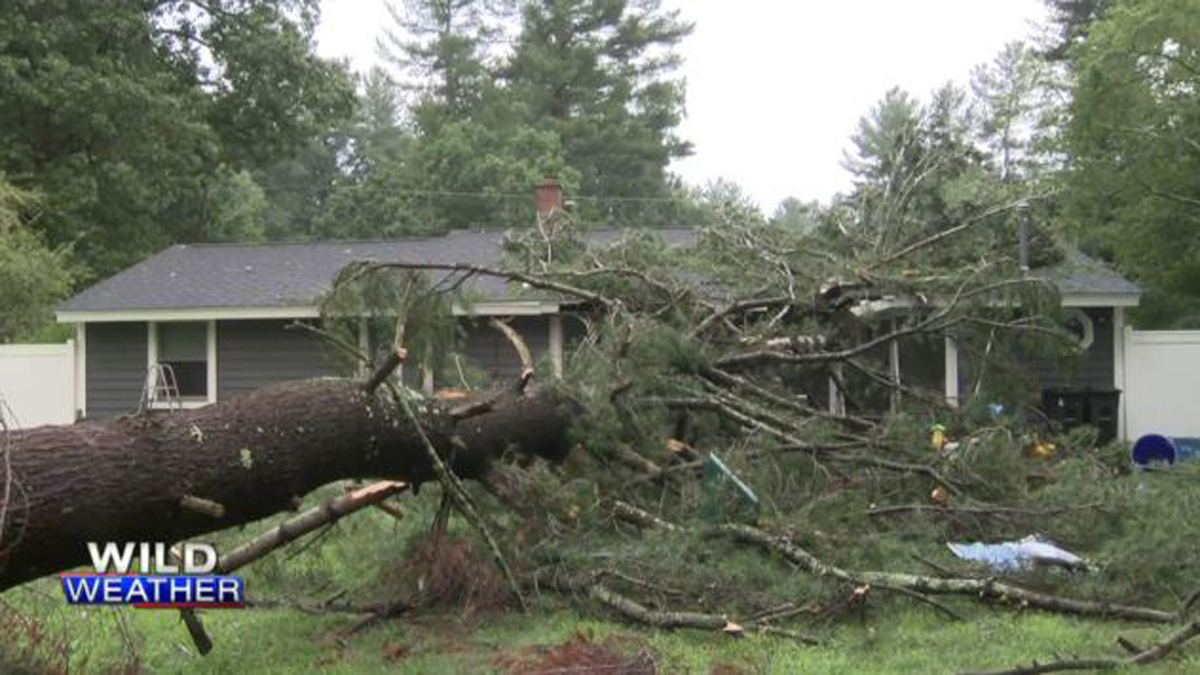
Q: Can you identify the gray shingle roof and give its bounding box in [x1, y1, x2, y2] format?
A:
[57, 228, 1136, 315]
[57, 229, 697, 313]
[1034, 249, 1140, 298]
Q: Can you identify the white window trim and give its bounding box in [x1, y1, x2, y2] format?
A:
[147, 320, 217, 409]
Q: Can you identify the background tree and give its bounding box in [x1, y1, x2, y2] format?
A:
[505, 0, 693, 221]
[971, 41, 1058, 182]
[322, 0, 696, 237]
[378, 0, 508, 123]
[0, 177, 77, 343]
[839, 85, 1003, 258]
[0, 0, 354, 279]
[771, 196, 822, 232]
[1043, 0, 1110, 59]
[1060, 0, 1200, 327]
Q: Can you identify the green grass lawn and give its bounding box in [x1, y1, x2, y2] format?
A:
[4, 485, 1197, 674]
[5, 580, 1197, 674]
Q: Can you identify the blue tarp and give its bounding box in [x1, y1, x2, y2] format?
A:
[947, 535, 1084, 572]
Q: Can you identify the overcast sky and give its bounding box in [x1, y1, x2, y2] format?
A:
[316, 1, 1049, 211]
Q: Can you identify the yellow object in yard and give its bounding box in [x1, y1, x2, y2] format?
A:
[930, 424, 947, 452]
[1032, 440, 1057, 459]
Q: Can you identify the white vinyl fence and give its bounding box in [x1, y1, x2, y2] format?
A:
[0, 342, 76, 429]
[1124, 330, 1200, 440]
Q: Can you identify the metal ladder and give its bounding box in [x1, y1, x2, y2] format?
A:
[139, 363, 183, 413]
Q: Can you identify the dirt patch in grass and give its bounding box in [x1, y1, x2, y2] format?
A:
[496, 631, 656, 674]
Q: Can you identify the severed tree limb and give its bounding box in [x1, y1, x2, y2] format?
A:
[385, 380, 528, 612]
[1178, 588, 1200, 622]
[715, 524, 1176, 624]
[610, 445, 671, 480]
[363, 351, 406, 395]
[878, 196, 1039, 267]
[962, 621, 1200, 674]
[345, 261, 613, 309]
[1117, 635, 1145, 655]
[612, 501, 680, 532]
[341, 599, 414, 636]
[373, 499, 405, 522]
[362, 274, 418, 394]
[285, 321, 370, 370]
[608, 507, 1174, 625]
[690, 295, 794, 339]
[166, 546, 213, 655]
[544, 571, 822, 645]
[216, 481, 408, 573]
[488, 318, 535, 392]
[868, 581, 965, 622]
[866, 502, 1101, 519]
[445, 316, 539, 420]
[171, 481, 410, 655]
[700, 366, 873, 430]
[179, 495, 226, 519]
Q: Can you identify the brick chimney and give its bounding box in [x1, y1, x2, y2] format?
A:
[535, 177, 563, 235]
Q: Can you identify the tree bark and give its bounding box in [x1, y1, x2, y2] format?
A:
[0, 377, 574, 592]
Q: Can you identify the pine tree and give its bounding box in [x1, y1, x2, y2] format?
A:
[971, 42, 1055, 181]
[378, 0, 507, 123]
[506, 0, 693, 217]
[1043, 0, 1109, 59]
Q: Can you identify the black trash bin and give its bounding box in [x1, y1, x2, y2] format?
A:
[1041, 388, 1121, 444]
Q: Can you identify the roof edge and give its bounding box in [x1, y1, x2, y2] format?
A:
[1060, 292, 1140, 308]
[56, 300, 564, 323]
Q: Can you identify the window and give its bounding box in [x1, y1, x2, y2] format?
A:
[1064, 309, 1095, 350]
[157, 322, 209, 399]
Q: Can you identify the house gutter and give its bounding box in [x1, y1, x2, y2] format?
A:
[54, 300, 563, 324]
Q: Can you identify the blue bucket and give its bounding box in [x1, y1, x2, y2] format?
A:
[1131, 434, 1200, 466]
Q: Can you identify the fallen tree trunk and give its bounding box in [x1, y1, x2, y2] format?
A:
[0, 377, 573, 591]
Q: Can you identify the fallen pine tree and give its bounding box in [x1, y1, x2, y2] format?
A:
[6, 141, 1200, 674]
[0, 377, 573, 592]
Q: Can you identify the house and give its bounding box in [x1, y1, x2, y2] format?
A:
[55, 230, 569, 419]
[55, 181, 689, 420]
[55, 182, 1139, 440]
[830, 247, 1137, 441]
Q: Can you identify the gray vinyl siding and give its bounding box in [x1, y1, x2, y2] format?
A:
[1033, 307, 1115, 390]
[86, 322, 148, 419]
[460, 316, 551, 382]
[216, 320, 341, 400]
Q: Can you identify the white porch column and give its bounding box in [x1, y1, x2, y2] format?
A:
[548, 315, 564, 378]
[944, 335, 959, 407]
[73, 324, 86, 420]
[1113, 307, 1126, 440]
[206, 320, 217, 404]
